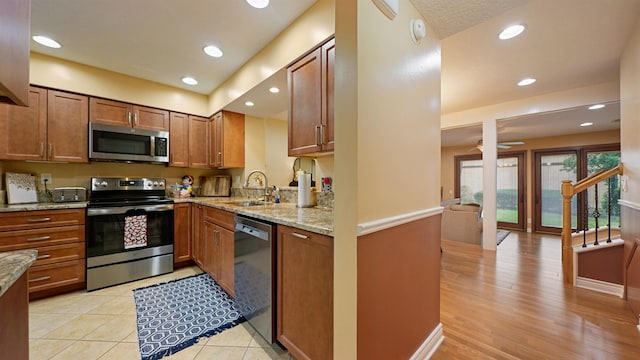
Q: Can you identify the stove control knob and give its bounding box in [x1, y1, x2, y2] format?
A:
[100, 181, 108, 187]
[158, 181, 165, 188]
[147, 182, 153, 187]
[153, 181, 159, 187]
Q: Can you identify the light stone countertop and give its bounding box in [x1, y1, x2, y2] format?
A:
[0, 198, 333, 236]
[179, 197, 334, 236]
[0, 249, 37, 298]
[0, 201, 88, 213]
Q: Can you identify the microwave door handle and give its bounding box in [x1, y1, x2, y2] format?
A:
[150, 136, 156, 157]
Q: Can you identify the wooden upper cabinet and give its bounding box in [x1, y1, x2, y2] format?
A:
[134, 105, 169, 131]
[287, 37, 334, 156]
[188, 115, 210, 168]
[89, 98, 169, 131]
[169, 112, 189, 167]
[211, 110, 245, 168]
[0, 87, 88, 163]
[0, 0, 30, 106]
[47, 90, 89, 163]
[321, 38, 335, 152]
[0, 87, 47, 160]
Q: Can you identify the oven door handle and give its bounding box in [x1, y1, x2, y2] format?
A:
[87, 204, 174, 216]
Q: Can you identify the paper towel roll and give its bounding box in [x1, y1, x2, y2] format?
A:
[298, 173, 313, 207]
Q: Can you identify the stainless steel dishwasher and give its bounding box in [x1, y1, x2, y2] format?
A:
[234, 215, 276, 343]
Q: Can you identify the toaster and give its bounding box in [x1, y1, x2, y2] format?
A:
[51, 187, 87, 202]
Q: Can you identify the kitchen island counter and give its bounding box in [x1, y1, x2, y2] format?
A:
[0, 249, 37, 298]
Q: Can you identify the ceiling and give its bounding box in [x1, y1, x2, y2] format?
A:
[30, 1, 640, 137]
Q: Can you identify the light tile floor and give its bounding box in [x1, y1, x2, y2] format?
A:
[28, 266, 291, 360]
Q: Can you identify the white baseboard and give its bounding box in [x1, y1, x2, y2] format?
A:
[575, 276, 624, 298]
[409, 323, 444, 360]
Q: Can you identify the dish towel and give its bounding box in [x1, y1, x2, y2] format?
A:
[124, 214, 147, 249]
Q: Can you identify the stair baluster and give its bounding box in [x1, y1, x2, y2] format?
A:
[607, 177, 612, 243]
[593, 183, 600, 246]
[583, 191, 588, 248]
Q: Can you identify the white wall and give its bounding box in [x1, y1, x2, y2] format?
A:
[620, 19, 640, 204]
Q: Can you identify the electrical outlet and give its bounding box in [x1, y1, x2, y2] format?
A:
[40, 173, 52, 185]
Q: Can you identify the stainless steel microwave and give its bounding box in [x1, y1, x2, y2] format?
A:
[89, 123, 169, 163]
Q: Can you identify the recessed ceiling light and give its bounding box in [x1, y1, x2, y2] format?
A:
[499, 24, 525, 40]
[32, 35, 61, 48]
[181, 77, 198, 85]
[269, 87, 280, 93]
[246, 0, 269, 9]
[518, 78, 536, 87]
[245, 101, 255, 107]
[588, 104, 605, 110]
[580, 122, 593, 127]
[203, 45, 223, 58]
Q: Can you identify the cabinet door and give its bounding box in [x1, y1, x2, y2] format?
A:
[188, 115, 210, 168]
[203, 221, 218, 277]
[210, 112, 222, 167]
[169, 112, 189, 167]
[47, 90, 89, 163]
[213, 111, 244, 168]
[191, 204, 204, 268]
[133, 105, 169, 131]
[288, 47, 323, 156]
[89, 98, 132, 127]
[173, 203, 192, 265]
[216, 226, 235, 297]
[277, 225, 333, 360]
[0, 86, 47, 160]
[321, 38, 335, 152]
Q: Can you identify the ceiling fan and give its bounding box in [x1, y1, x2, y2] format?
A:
[470, 140, 525, 152]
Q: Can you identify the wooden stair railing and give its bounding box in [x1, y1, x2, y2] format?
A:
[560, 164, 623, 285]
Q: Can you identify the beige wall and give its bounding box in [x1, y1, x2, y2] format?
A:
[207, 0, 335, 114]
[441, 129, 620, 230]
[29, 53, 209, 116]
[621, 19, 640, 205]
[231, 116, 305, 189]
[1, 160, 219, 194]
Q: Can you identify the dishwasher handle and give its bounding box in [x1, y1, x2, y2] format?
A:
[236, 222, 270, 241]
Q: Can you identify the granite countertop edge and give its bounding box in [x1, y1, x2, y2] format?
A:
[0, 198, 334, 236]
[0, 249, 37, 298]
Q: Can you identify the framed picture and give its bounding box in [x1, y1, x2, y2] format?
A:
[6, 172, 38, 204]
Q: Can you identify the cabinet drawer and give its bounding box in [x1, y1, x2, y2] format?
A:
[28, 260, 85, 293]
[33, 242, 85, 267]
[204, 206, 235, 230]
[0, 225, 85, 251]
[0, 209, 85, 231]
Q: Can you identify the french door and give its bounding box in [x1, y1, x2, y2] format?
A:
[533, 144, 620, 234]
[455, 152, 526, 231]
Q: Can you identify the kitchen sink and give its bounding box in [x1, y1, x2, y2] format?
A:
[224, 200, 271, 207]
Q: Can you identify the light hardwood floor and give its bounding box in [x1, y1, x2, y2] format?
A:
[432, 231, 640, 359]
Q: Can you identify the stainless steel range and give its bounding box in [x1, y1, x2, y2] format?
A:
[86, 177, 174, 291]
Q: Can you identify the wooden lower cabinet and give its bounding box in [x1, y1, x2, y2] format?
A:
[0, 209, 86, 299]
[192, 205, 234, 296]
[276, 225, 333, 360]
[173, 203, 192, 266]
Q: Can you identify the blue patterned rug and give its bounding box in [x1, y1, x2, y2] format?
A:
[133, 273, 246, 360]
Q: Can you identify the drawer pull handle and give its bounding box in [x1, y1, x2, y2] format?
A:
[29, 276, 52, 283]
[292, 232, 308, 239]
[27, 235, 52, 241]
[37, 254, 51, 260]
[27, 217, 52, 223]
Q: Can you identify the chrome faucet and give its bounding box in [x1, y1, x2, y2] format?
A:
[244, 170, 269, 200]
